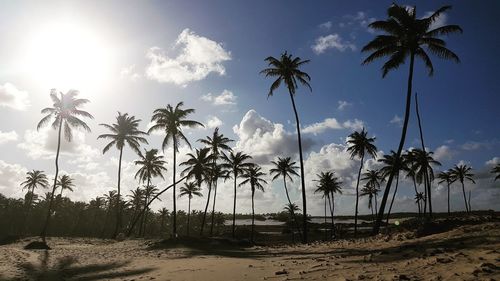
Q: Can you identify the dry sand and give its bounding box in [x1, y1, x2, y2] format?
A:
[1, 221, 499, 281]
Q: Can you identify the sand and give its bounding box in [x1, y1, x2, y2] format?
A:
[1, 221, 499, 281]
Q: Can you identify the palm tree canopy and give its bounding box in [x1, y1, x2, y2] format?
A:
[128, 187, 145, 208]
[346, 128, 378, 160]
[179, 182, 203, 199]
[220, 151, 253, 178]
[21, 170, 49, 191]
[450, 164, 476, 184]
[437, 170, 453, 185]
[490, 164, 500, 181]
[134, 148, 168, 183]
[239, 165, 267, 192]
[260, 51, 312, 97]
[314, 171, 343, 198]
[198, 127, 233, 157]
[56, 175, 75, 193]
[37, 89, 93, 141]
[409, 149, 441, 184]
[98, 112, 148, 155]
[362, 169, 384, 190]
[148, 102, 204, 151]
[284, 202, 300, 214]
[362, 4, 462, 77]
[180, 147, 213, 186]
[270, 157, 299, 182]
[378, 151, 404, 178]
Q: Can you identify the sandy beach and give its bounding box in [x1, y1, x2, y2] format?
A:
[1, 219, 498, 281]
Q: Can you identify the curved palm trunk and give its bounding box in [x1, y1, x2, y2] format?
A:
[40, 118, 63, 242]
[461, 181, 469, 213]
[289, 92, 308, 243]
[412, 177, 421, 216]
[374, 193, 378, 218]
[187, 197, 191, 236]
[327, 194, 335, 238]
[324, 197, 327, 240]
[415, 93, 432, 218]
[112, 147, 124, 239]
[251, 188, 255, 243]
[354, 154, 365, 237]
[374, 53, 415, 234]
[139, 178, 151, 237]
[200, 182, 211, 236]
[172, 138, 177, 238]
[283, 176, 302, 239]
[232, 172, 237, 239]
[423, 178, 428, 216]
[386, 172, 400, 225]
[210, 180, 217, 236]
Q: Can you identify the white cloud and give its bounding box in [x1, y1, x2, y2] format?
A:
[434, 145, 454, 161]
[319, 21, 332, 29]
[0, 83, 30, 110]
[390, 115, 403, 127]
[337, 100, 352, 111]
[201, 89, 237, 105]
[146, 29, 231, 86]
[0, 130, 18, 145]
[206, 115, 223, 129]
[302, 118, 365, 135]
[120, 65, 141, 81]
[312, 34, 356, 54]
[340, 11, 377, 33]
[0, 160, 27, 198]
[460, 141, 492, 151]
[485, 157, 499, 167]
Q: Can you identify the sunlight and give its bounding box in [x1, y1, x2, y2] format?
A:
[24, 21, 113, 93]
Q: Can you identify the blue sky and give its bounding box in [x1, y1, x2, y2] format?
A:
[0, 0, 498, 215]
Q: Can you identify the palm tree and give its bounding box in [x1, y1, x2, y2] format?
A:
[127, 187, 145, 232]
[437, 170, 453, 215]
[159, 208, 169, 235]
[378, 151, 404, 224]
[239, 164, 267, 242]
[412, 149, 441, 216]
[362, 4, 462, 234]
[197, 128, 233, 235]
[37, 89, 93, 241]
[347, 128, 377, 235]
[179, 182, 203, 236]
[101, 190, 118, 237]
[415, 192, 425, 215]
[314, 171, 342, 239]
[89, 196, 104, 236]
[98, 112, 148, 238]
[402, 151, 423, 215]
[148, 102, 203, 238]
[491, 164, 500, 181]
[21, 170, 49, 208]
[141, 185, 159, 236]
[261, 52, 312, 243]
[283, 203, 301, 243]
[221, 151, 253, 238]
[450, 164, 475, 213]
[270, 157, 302, 237]
[209, 163, 229, 236]
[56, 175, 75, 198]
[361, 169, 383, 218]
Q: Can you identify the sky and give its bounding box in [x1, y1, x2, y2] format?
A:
[0, 0, 498, 216]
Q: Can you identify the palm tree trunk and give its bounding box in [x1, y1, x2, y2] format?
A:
[283, 176, 302, 239]
[374, 193, 378, 218]
[461, 181, 469, 213]
[172, 138, 177, 238]
[324, 197, 327, 240]
[251, 188, 255, 243]
[232, 172, 237, 239]
[40, 118, 63, 242]
[386, 172, 400, 225]
[423, 177, 428, 216]
[112, 147, 124, 239]
[354, 154, 365, 237]
[374, 53, 415, 235]
[200, 182, 211, 236]
[370, 197, 374, 222]
[447, 182, 450, 216]
[331, 193, 335, 238]
[139, 178, 151, 237]
[187, 197, 191, 236]
[210, 180, 217, 236]
[412, 177, 420, 216]
[327, 194, 334, 238]
[415, 92, 432, 218]
[288, 92, 307, 243]
[468, 190, 472, 213]
[425, 170, 433, 218]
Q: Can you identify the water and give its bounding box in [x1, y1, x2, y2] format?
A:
[225, 217, 377, 226]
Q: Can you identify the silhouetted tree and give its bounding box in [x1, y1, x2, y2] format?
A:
[239, 164, 266, 242]
[179, 182, 202, 236]
[437, 170, 453, 215]
[450, 164, 475, 213]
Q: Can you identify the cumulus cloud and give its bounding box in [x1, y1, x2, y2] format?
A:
[302, 118, 365, 135]
[460, 141, 494, 151]
[0, 130, 18, 145]
[312, 34, 356, 54]
[390, 115, 403, 127]
[319, 21, 332, 30]
[146, 29, 231, 86]
[201, 89, 237, 105]
[433, 145, 455, 161]
[206, 115, 223, 129]
[337, 100, 352, 111]
[0, 160, 27, 198]
[0, 83, 30, 110]
[340, 11, 377, 33]
[120, 65, 141, 81]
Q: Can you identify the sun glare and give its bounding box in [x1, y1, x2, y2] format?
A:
[25, 21, 113, 93]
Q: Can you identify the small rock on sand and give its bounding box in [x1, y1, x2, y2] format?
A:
[275, 269, 288, 275]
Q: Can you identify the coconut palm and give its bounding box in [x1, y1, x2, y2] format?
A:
[491, 164, 500, 181]
[179, 182, 203, 236]
[221, 151, 253, 238]
[101, 190, 118, 237]
[261, 52, 312, 243]
[159, 208, 169, 235]
[98, 112, 148, 238]
[412, 149, 441, 216]
[450, 164, 475, 213]
[437, 170, 453, 215]
[362, 4, 462, 234]
[314, 171, 342, 238]
[37, 89, 93, 241]
[239, 165, 267, 242]
[140, 185, 159, 236]
[55, 175, 75, 198]
[283, 203, 301, 243]
[148, 102, 203, 238]
[347, 128, 377, 235]
[197, 128, 233, 235]
[378, 151, 404, 224]
[415, 192, 425, 214]
[21, 170, 49, 207]
[402, 151, 423, 215]
[361, 169, 383, 218]
[360, 185, 378, 220]
[209, 163, 229, 236]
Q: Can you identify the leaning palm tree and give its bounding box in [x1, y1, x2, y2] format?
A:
[412, 149, 441, 217]
[261, 52, 311, 243]
[148, 102, 203, 238]
[437, 170, 454, 215]
[221, 151, 253, 238]
[361, 169, 383, 218]
[179, 182, 203, 236]
[37, 89, 93, 242]
[270, 157, 302, 238]
[21, 170, 49, 208]
[98, 112, 148, 238]
[197, 128, 233, 235]
[450, 164, 475, 213]
[56, 175, 75, 197]
[378, 151, 404, 224]
[239, 164, 266, 242]
[491, 164, 500, 181]
[347, 128, 377, 235]
[362, 4, 462, 234]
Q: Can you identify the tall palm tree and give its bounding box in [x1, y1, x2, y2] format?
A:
[415, 192, 425, 215]
[37, 89, 93, 241]
[437, 170, 453, 215]
[361, 169, 383, 218]
[347, 128, 377, 235]
[148, 102, 203, 238]
[270, 157, 302, 238]
[239, 165, 267, 242]
[56, 175, 75, 197]
[314, 171, 342, 238]
[21, 170, 49, 208]
[283, 203, 301, 243]
[362, 4, 462, 234]
[221, 151, 253, 238]
[491, 164, 500, 181]
[197, 128, 233, 235]
[412, 149, 441, 216]
[98, 112, 148, 238]
[378, 151, 404, 224]
[179, 182, 203, 236]
[209, 163, 229, 236]
[450, 164, 475, 213]
[261, 52, 312, 243]
[402, 151, 423, 215]
[140, 185, 159, 236]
